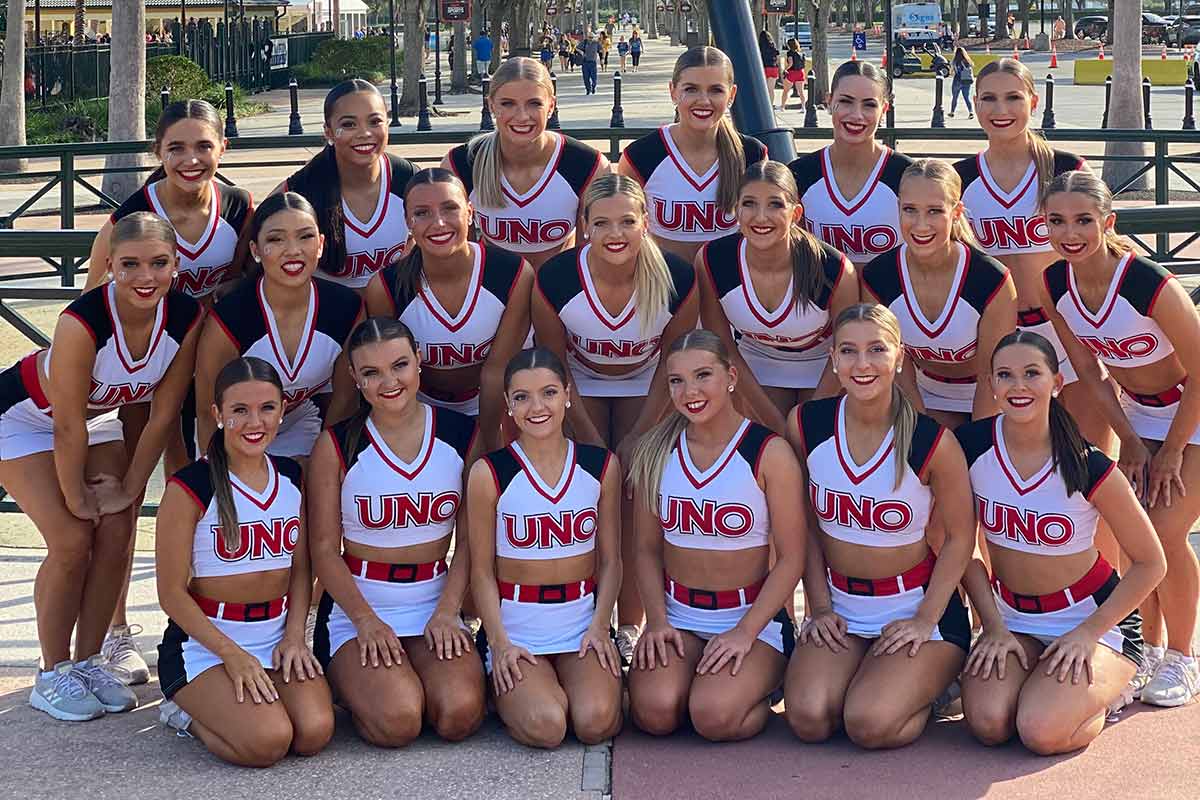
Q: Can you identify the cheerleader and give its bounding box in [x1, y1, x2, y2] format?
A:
[279, 80, 418, 291]
[533, 173, 698, 655]
[625, 331, 805, 742]
[156, 357, 333, 767]
[1040, 171, 1200, 707]
[196, 193, 365, 460]
[788, 61, 914, 267]
[783, 304, 974, 749]
[958, 331, 1165, 754]
[365, 168, 533, 451]
[308, 319, 485, 746]
[0, 213, 200, 721]
[442, 57, 609, 271]
[466, 349, 623, 749]
[862, 158, 1016, 428]
[699, 161, 858, 433]
[620, 46, 768, 263]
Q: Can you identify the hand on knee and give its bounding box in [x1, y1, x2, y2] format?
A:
[509, 704, 568, 749]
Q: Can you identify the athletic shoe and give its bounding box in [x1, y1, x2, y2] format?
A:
[305, 607, 318, 649]
[101, 624, 150, 686]
[1131, 644, 1165, 700]
[968, 113, 975, 119]
[73, 655, 139, 713]
[948, 111, 956, 118]
[30, 661, 105, 721]
[932, 679, 962, 720]
[615, 624, 640, 668]
[158, 700, 194, 738]
[1141, 650, 1200, 707]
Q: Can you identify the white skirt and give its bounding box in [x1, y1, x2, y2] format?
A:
[1019, 316, 1078, 384]
[664, 590, 791, 654]
[568, 352, 657, 398]
[738, 342, 828, 390]
[158, 608, 287, 699]
[419, 390, 480, 417]
[915, 368, 976, 414]
[1120, 385, 1200, 446]
[0, 399, 124, 460]
[828, 578, 971, 651]
[481, 592, 595, 671]
[268, 400, 322, 458]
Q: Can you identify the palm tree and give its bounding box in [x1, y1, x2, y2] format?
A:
[74, 0, 86, 45]
[398, 0, 426, 114]
[1102, 0, 1145, 192]
[808, 0, 834, 107]
[101, 1, 146, 202]
[0, 0, 26, 173]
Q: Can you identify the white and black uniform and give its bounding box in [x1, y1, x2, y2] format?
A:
[476, 440, 612, 671]
[658, 419, 794, 654]
[285, 153, 418, 289]
[157, 455, 305, 699]
[955, 149, 1085, 383]
[111, 180, 252, 299]
[703, 232, 849, 389]
[623, 126, 768, 245]
[210, 278, 362, 457]
[313, 405, 477, 668]
[789, 146, 914, 265]
[862, 242, 1010, 412]
[447, 133, 603, 254]
[536, 244, 696, 397]
[1045, 253, 1193, 444]
[0, 283, 200, 460]
[957, 415, 1142, 664]
[799, 397, 970, 649]
[377, 242, 525, 415]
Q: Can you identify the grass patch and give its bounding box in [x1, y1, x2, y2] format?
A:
[25, 95, 271, 145]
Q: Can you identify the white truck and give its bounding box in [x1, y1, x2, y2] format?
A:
[892, 2, 944, 45]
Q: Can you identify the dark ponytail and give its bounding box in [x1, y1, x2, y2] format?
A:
[343, 317, 420, 466]
[146, 99, 224, 185]
[991, 330, 1090, 496]
[208, 357, 285, 551]
[390, 168, 471, 304]
[244, 192, 319, 281]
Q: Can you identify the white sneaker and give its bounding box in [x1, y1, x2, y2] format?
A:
[73, 655, 139, 713]
[615, 624, 640, 668]
[932, 679, 962, 719]
[158, 700, 194, 737]
[1131, 644, 1165, 699]
[1141, 650, 1200, 707]
[29, 661, 105, 721]
[101, 624, 150, 685]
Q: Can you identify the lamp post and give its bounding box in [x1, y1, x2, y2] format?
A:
[388, 0, 400, 125]
[433, 2, 444, 105]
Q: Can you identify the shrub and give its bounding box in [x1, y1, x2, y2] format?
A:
[293, 60, 387, 88]
[309, 36, 393, 76]
[145, 55, 213, 105]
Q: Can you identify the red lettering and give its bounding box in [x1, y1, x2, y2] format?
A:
[212, 516, 300, 561]
[659, 496, 754, 537]
[977, 498, 1075, 547]
[503, 509, 597, 549]
[424, 340, 493, 368]
[652, 199, 735, 234]
[476, 214, 573, 245]
[973, 216, 1047, 250]
[809, 483, 914, 534]
[90, 382, 156, 407]
[1079, 333, 1158, 362]
[905, 342, 977, 363]
[172, 264, 232, 296]
[570, 334, 661, 361]
[337, 242, 407, 278]
[815, 223, 897, 257]
[356, 491, 461, 529]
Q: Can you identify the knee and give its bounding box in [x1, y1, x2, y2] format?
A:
[783, 689, 838, 743]
[842, 702, 909, 751]
[508, 703, 567, 749]
[965, 705, 1016, 747]
[43, 525, 93, 565]
[289, 707, 335, 757]
[429, 690, 485, 742]
[229, 717, 293, 768]
[688, 695, 746, 743]
[629, 684, 686, 737]
[570, 695, 623, 745]
[1015, 709, 1074, 757]
[357, 695, 423, 748]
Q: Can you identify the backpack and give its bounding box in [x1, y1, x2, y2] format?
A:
[956, 62, 973, 83]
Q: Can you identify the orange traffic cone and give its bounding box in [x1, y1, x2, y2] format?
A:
[1098, 43, 1105, 60]
[850, 47, 857, 62]
[1024, 37, 1031, 50]
[881, 50, 888, 68]
[1162, 44, 1168, 60]
[1012, 45, 1020, 61]
[1049, 44, 1058, 68]
[985, 42, 992, 55]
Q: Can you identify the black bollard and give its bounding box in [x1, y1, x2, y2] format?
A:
[417, 75, 432, 131]
[480, 75, 495, 132]
[803, 74, 818, 128]
[931, 75, 945, 128]
[288, 78, 304, 135]
[1041, 74, 1056, 130]
[1143, 77, 1153, 130]
[610, 71, 626, 128]
[161, 87, 170, 112]
[1101, 75, 1112, 129]
[1185, 79, 1196, 130]
[390, 77, 402, 128]
[548, 72, 562, 130]
[224, 84, 239, 138]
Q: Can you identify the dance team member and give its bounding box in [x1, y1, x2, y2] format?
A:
[862, 158, 1016, 428]
[1041, 171, 1200, 706]
[156, 357, 333, 767]
[0, 213, 200, 720]
[444, 57, 609, 271]
[365, 168, 532, 451]
[196, 193, 364, 459]
[280, 80, 418, 290]
[625, 331, 805, 742]
[700, 161, 857, 432]
[621, 46, 768, 263]
[533, 173, 698, 655]
[789, 61, 914, 267]
[309, 319, 485, 746]
[956, 331, 1165, 754]
[467, 349, 623, 748]
[783, 304, 974, 749]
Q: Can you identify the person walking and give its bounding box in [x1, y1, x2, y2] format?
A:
[949, 46, 974, 119]
[474, 30, 494, 77]
[759, 30, 782, 111]
[599, 31, 612, 71]
[630, 29, 643, 73]
[618, 36, 630, 72]
[581, 32, 601, 94]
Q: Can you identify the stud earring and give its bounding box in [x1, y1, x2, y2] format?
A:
[1052, 390, 1060, 398]
[216, 421, 223, 430]
[566, 400, 572, 408]
[896, 365, 903, 374]
[171, 270, 178, 279]
[727, 385, 734, 393]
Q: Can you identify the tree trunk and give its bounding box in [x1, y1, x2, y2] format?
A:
[510, 0, 535, 57]
[74, 0, 86, 45]
[1102, 0, 1145, 192]
[811, 0, 833, 106]
[1105, 0, 1115, 46]
[1064, 0, 1074, 40]
[451, 21, 467, 90]
[0, 0, 27, 173]
[957, 0, 968, 40]
[101, 1, 145, 203]
[992, 0, 1007, 40]
[1018, 0, 1030, 39]
[399, 0, 426, 114]
[469, 1, 481, 76]
[648, 0, 658, 39]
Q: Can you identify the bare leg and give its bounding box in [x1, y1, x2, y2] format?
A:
[688, 640, 785, 742]
[111, 402, 148, 629]
[782, 635, 870, 742]
[492, 656, 570, 749]
[611, 397, 646, 628]
[960, 634, 1043, 745]
[1144, 441, 1200, 655]
[173, 666, 296, 768]
[553, 649, 624, 743]
[762, 386, 803, 424]
[403, 635, 487, 741]
[327, 639, 425, 747]
[269, 667, 335, 756]
[627, 630, 704, 735]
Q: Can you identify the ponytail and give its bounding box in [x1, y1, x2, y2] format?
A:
[309, 145, 349, 277]
[469, 133, 506, 209]
[1028, 130, 1056, 200]
[207, 429, 241, 553]
[890, 384, 918, 491]
[628, 412, 690, 513]
[714, 115, 747, 214]
[1048, 396, 1090, 497]
[341, 395, 373, 471]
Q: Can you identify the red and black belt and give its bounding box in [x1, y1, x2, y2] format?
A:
[993, 554, 1113, 614]
[498, 578, 595, 603]
[191, 592, 289, 622]
[343, 553, 448, 583]
[828, 552, 936, 597]
[920, 368, 976, 385]
[1124, 378, 1186, 408]
[1018, 307, 1051, 327]
[665, 572, 764, 610]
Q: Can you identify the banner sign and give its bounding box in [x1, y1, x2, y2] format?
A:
[438, 0, 470, 23]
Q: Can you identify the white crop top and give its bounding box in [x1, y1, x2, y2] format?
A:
[958, 415, 1114, 556]
[484, 440, 611, 560]
[800, 397, 943, 548]
[1044, 252, 1177, 369]
[331, 405, 476, 548]
[171, 455, 304, 578]
[659, 418, 774, 551]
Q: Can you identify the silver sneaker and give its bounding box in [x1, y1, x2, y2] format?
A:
[932, 679, 962, 719]
[158, 700, 194, 738]
[73, 655, 139, 713]
[30, 661, 105, 721]
[101, 624, 150, 686]
[615, 624, 640, 668]
[1141, 650, 1200, 708]
[1131, 645, 1164, 700]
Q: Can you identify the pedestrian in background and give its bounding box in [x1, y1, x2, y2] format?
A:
[949, 46, 974, 119]
[618, 36, 630, 71]
[759, 29, 781, 110]
[630, 28, 643, 72]
[474, 29, 494, 76]
[582, 32, 601, 94]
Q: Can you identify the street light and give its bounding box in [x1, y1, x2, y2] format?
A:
[433, 1, 444, 105]
[388, 0, 401, 126]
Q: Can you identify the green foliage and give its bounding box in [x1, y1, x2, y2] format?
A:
[292, 60, 387, 88]
[25, 94, 270, 145]
[145, 56, 214, 105]
[311, 36, 393, 75]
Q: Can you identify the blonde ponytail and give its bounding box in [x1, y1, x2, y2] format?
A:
[472, 57, 558, 209]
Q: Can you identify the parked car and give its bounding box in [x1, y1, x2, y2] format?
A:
[1074, 15, 1107, 39]
[782, 21, 812, 47]
[1170, 15, 1200, 46]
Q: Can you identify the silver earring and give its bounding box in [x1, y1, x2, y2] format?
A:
[566, 401, 572, 408]
[216, 421, 223, 430]
[897, 365, 903, 374]
[1052, 390, 1060, 397]
[171, 270, 178, 278]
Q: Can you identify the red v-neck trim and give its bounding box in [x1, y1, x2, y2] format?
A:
[418, 243, 485, 333]
[820, 146, 890, 217]
[343, 157, 392, 239]
[577, 245, 636, 331]
[976, 153, 1037, 211]
[510, 440, 577, 503]
[366, 408, 435, 479]
[659, 126, 719, 193]
[1067, 252, 1132, 330]
[738, 237, 793, 328]
[257, 280, 318, 384]
[501, 134, 565, 208]
[146, 180, 222, 261]
[834, 398, 894, 485]
[677, 419, 750, 489]
[898, 243, 969, 339]
[102, 282, 167, 374]
[230, 458, 279, 510]
[994, 416, 1055, 495]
